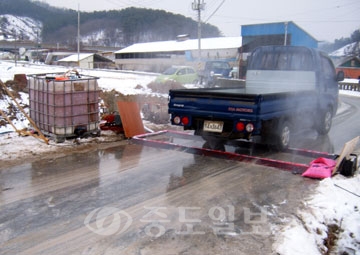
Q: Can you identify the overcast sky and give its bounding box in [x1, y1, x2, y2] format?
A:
[42, 0, 359, 42]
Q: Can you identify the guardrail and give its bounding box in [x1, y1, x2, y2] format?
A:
[339, 82, 360, 91]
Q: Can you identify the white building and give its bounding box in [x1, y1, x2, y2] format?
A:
[57, 53, 115, 69]
[114, 37, 242, 72]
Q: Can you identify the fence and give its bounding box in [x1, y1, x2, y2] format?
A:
[338, 82, 360, 91]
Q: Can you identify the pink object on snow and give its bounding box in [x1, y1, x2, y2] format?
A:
[302, 157, 337, 179]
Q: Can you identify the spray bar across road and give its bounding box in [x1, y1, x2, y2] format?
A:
[132, 130, 335, 174]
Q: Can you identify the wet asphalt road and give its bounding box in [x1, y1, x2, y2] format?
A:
[0, 95, 359, 254]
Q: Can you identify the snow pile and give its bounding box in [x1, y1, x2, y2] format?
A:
[0, 91, 29, 133]
[274, 175, 360, 255]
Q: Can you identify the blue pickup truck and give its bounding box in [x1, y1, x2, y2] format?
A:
[168, 46, 344, 150]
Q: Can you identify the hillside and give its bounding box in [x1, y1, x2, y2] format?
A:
[0, 14, 42, 41]
[0, 0, 221, 47]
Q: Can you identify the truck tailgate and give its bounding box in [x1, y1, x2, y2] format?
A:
[168, 88, 260, 118]
[169, 87, 317, 120]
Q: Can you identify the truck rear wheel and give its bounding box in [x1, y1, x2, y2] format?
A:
[276, 120, 291, 151]
[316, 108, 332, 135]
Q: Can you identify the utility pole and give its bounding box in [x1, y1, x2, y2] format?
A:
[36, 30, 39, 62]
[77, 3, 80, 65]
[14, 31, 17, 66]
[192, 0, 205, 70]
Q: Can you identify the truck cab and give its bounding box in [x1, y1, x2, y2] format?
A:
[246, 46, 341, 121]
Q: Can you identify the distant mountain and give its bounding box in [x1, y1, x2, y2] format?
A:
[0, 0, 221, 48]
[0, 14, 42, 41]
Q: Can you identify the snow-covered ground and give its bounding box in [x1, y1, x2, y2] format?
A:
[0, 60, 359, 254]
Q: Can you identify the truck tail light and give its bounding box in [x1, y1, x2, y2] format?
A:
[181, 116, 189, 125]
[246, 123, 254, 132]
[173, 116, 190, 126]
[236, 122, 254, 132]
[236, 122, 245, 131]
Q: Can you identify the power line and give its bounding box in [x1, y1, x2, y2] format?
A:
[204, 0, 225, 23]
[205, 0, 359, 27]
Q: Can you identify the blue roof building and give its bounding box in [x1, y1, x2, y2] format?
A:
[241, 21, 318, 51]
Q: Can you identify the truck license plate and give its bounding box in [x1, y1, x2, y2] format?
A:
[203, 120, 224, 133]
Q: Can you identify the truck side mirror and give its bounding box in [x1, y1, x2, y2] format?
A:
[336, 71, 344, 81]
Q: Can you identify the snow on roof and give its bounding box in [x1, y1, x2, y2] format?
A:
[330, 42, 360, 58]
[58, 53, 94, 62]
[116, 37, 242, 54]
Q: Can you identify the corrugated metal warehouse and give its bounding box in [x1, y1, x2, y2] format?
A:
[241, 21, 318, 51]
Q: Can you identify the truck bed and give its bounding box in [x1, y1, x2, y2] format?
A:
[171, 69, 316, 97]
[169, 86, 317, 123]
